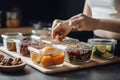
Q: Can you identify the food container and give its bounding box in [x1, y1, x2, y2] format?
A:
[52, 37, 80, 45]
[28, 46, 65, 68]
[88, 38, 117, 59]
[15, 36, 31, 56]
[65, 42, 92, 64]
[1, 32, 22, 51]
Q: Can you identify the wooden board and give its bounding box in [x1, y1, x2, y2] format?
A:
[0, 46, 120, 74]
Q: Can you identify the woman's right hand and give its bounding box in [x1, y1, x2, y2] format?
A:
[51, 19, 72, 41]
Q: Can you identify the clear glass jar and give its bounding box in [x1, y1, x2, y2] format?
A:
[88, 38, 117, 59]
[15, 36, 31, 56]
[6, 8, 21, 28]
[1, 32, 23, 51]
[65, 42, 92, 64]
[0, 11, 2, 27]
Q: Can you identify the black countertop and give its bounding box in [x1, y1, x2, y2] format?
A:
[0, 43, 120, 80]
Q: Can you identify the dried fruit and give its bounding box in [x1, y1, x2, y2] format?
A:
[52, 53, 64, 65]
[0, 54, 4, 59]
[31, 52, 39, 63]
[40, 56, 54, 67]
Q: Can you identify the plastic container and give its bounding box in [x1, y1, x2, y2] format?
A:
[15, 36, 31, 56]
[28, 46, 65, 68]
[51, 37, 80, 46]
[65, 42, 92, 64]
[1, 32, 22, 51]
[88, 38, 117, 59]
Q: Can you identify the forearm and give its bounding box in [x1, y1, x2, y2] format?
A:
[96, 19, 120, 33]
[83, 0, 92, 17]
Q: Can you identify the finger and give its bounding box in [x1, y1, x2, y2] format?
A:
[52, 19, 61, 28]
[51, 23, 62, 39]
[70, 13, 84, 20]
[72, 25, 79, 30]
[69, 19, 80, 26]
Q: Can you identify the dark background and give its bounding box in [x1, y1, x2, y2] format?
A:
[0, 0, 93, 42]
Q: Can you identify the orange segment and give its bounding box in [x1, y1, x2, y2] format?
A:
[0, 54, 4, 59]
[30, 52, 39, 63]
[42, 46, 55, 52]
[40, 56, 54, 67]
[52, 53, 64, 65]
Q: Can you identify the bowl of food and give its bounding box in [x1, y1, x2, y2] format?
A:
[0, 54, 26, 72]
[88, 38, 117, 59]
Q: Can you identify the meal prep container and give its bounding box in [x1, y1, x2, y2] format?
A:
[65, 42, 92, 64]
[88, 38, 117, 59]
[32, 27, 51, 40]
[28, 45, 65, 68]
[1, 32, 22, 51]
[15, 36, 31, 56]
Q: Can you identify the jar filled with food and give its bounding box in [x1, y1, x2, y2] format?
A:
[15, 36, 31, 56]
[65, 42, 92, 64]
[28, 45, 65, 68]
[1, 32, 23, 51]
[6, 8, 21, 28]
[88, 38, 117, 59]
[0, 11, 2, 27]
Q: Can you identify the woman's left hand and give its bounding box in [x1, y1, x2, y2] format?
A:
[69, 13, 99, 31]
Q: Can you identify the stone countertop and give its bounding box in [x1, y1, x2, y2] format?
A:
[0, 43, 120, 80]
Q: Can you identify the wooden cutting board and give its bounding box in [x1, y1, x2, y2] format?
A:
[0, 46, 120, 74]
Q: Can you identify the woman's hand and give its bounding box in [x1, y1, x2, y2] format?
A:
[69, 13, 99, 31]
[51, 19, 72, 41]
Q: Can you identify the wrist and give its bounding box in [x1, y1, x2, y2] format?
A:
[94, 19, 101, 30]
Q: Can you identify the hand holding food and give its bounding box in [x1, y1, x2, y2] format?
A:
[51, 19, 72, 41]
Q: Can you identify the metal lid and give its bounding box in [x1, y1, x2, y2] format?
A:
[1, 32, 22, 39]
[88, 38, 117, 45]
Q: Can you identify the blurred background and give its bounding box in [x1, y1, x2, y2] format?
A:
[0, 0, 93, 42]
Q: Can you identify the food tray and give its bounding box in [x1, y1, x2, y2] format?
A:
[0, 46, 120, 74]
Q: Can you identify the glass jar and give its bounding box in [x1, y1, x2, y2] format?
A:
[6, 8, 21, 28]
[1, 32, 23, 51]
[88, 38, 117, 59]
[65, 42, 92, 64]
[28, 46, 65, 68]
[15, 36, 31, 56]
[0, 11, 2, 27]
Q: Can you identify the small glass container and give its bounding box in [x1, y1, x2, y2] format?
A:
[28, 46, 65, 68]
[65, 42, 92, 64]
[1, 32, 22, 51]
[0, 11, 2, 27]
[31, 21, 51, 35]
[6, 8, 21, 28]
[15, 36, 31, 56]
[88, 38, 117, 59]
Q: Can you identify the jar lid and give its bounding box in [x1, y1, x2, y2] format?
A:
[88, 38, 117, 45]
[1, 32, 22, 39]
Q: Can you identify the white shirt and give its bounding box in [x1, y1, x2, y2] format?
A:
[88, 0, 120, 19]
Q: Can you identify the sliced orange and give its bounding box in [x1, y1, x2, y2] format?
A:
[52, 53, 64, 65]
[40, 56, 54, 67]
[30, 52, 39, 63]
[42, 46, 55, 52]
[0, 54, 4, 59]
